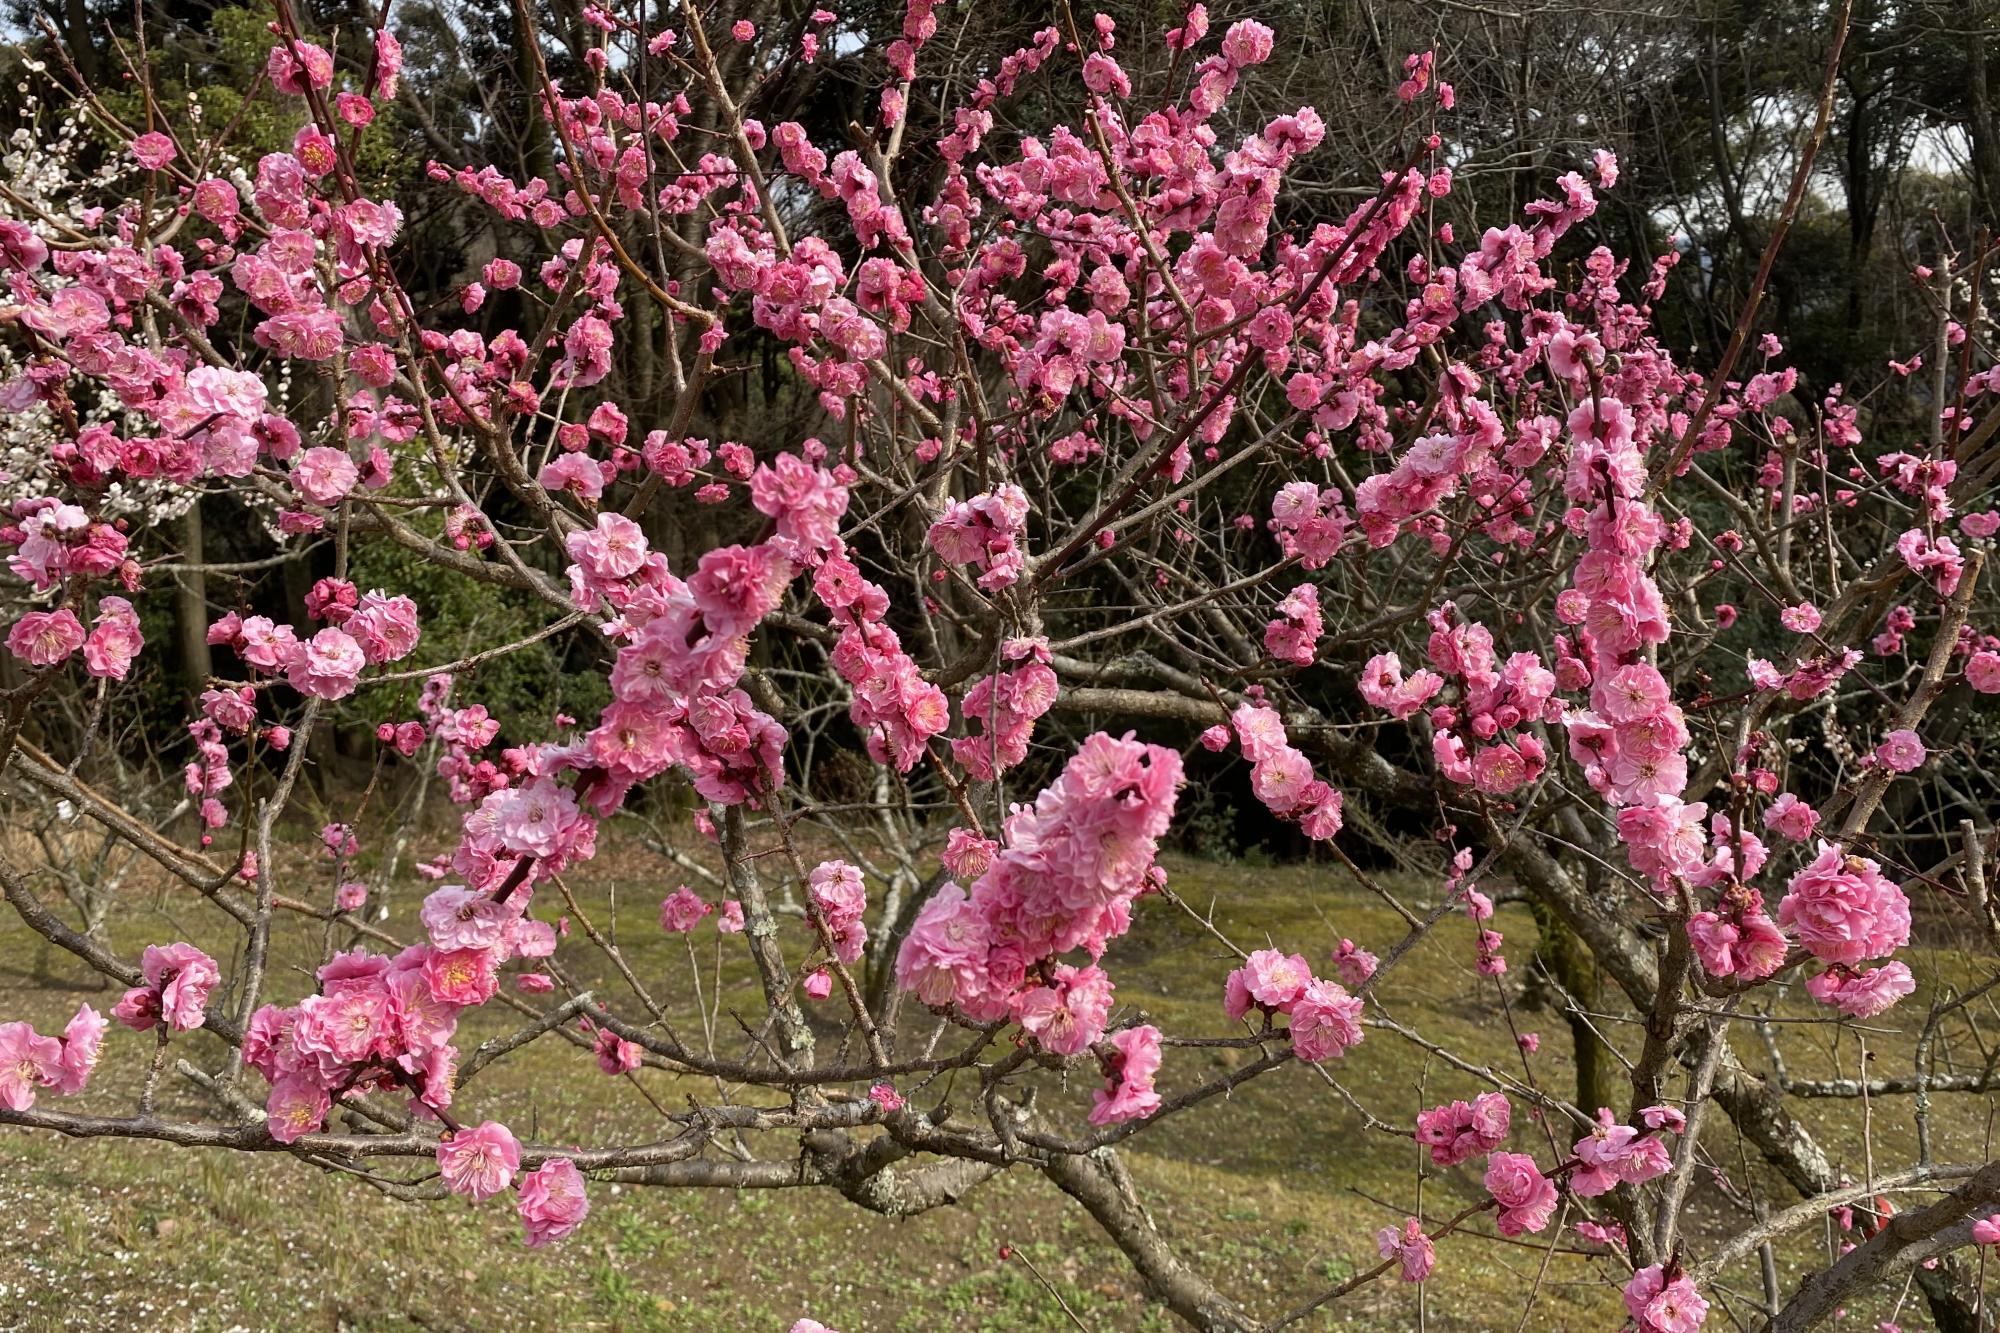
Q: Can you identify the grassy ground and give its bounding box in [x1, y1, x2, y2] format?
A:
[0, 839, 1990, 1332]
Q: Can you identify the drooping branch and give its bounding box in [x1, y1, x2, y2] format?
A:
[1041, 1149, 1254, 1333]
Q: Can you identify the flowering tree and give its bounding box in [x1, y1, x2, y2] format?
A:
[2, 0, 1999, 1327]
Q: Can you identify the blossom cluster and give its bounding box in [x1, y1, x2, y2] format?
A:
[1414, 1091, 1510, 1166]
[0, 0, 1991, 1308]
[951, 637, 1058, 781]
[0, 1003, 104, 1110]
[927, 485, 1031, 590]
[807, 859, 869, 965]
[111, 943, 220, 1034]
[1222, 948, 1364, 1062]
[207, 589, 421, 703]
[1263, 584, 1323, 666]
[244, 890, 556, 1143]
[435, 1120, 589, 1247]
[897, 733, 1180, 1120]
[1210, 701, 1343, 839]
[1406, 606, 1556, 797]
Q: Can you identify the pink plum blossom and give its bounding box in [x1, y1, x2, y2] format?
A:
[518, 1158, 590, 1246]
[659, 886, 713, 933]
[1375, 1217, 1437, 1283]
[1484, 1151, 1558, 1235]
[0, 1022, 63, 1110]
[438, 1120, 521, 1201]
[1777, 843, 1911, 966]
[114, 942, 220, 1033]
[7, 609, 84, 667]
[1090, 1024, 1162, 1125]
[1875, 729, 1926, 773]
[1624, 1265, 1709, 1333]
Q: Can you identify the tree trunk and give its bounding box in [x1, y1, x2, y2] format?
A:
[61, 0, 98, 86]
[1527, 896, 1617, 1113]
[174, 504, 213, 694]
[1913, 1257, 1984, 1333]
[517, 2, 555, 186]
[1970, 34, 2000, 227]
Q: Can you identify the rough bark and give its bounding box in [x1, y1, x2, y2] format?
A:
[1765, 1161, 2000, 1331]
[721, 805, 816, 1072]
[1041, 1149, 1252, 1332]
